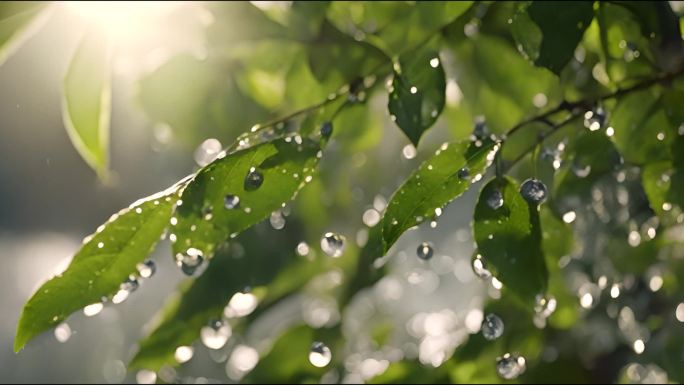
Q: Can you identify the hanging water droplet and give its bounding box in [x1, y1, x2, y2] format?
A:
[175, 248, 205, 276]
[137, 260, 156, 278]
[520, 179, 548, 205]
[269, 210, 286, 230]
[309, 341, 332, 368]
[481, 313, 504, 341]
[54, 322, 72, 343]
[457, 167, 470, 181]
[471, 254, 492, 279]
[244, 168, 264, 191]
[224, 194, 240, 209]
[200, 319, 232, 350]
[362, 208, 381, 227]
[174, 346, 194, 364]
[486, 189, 504, 210]
[224, 291, 259, 318]
[416, 242, 434, 260]
[496, 353, 526, 380]
[83, 302, 104, 317]
[402, 144, 417, 159]
[296, 241, 310, 257]
[320, 121, 333, 138]
[121, 276, 139, 292]
[321, 232, 345, 257]
[194, 138, 222, 167]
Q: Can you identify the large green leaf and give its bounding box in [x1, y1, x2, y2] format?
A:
[171, 137, 320, 258]
[512, 1, 594, 74]
[382, 138, 500, 252]
[388, 49, 446, 146]
[14, 186, 179, 352]
[0, 2, 49, 65]
[473, 176, 548, 304]
[62, 30, 112, 180]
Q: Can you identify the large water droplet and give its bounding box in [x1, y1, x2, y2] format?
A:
[520, 179, 548, 205]
[471, 254, 492, 279]
[194, 138, 222, 167]
[175, 248, 205, 276]
[54, 322, 72, 343]
[457, 167, 470, 181]
[121, 276, 139, 292]
[224, 194, 240, 209]
[244, 168, 264, 191]
[224, 291, 259, 318]
[481, 313, 504, 340]
[416, 242, 434, 260]
[174, 346, 194, 364]
[200, 319, 232, 350]
[321, 232, 345, 257]
[496, 353, 526, 380]
[309, 342, 332, 368]
[137, 260, 156, 279]
[320, 121, 333, 138]
[486, 189, 504, 210]
[270, 210, 286, 230]
[83, 302, 104, 317]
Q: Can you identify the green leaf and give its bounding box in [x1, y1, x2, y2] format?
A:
[171, 137, 320, 258]
[14, 186, 179, 352]
[473, 176, 548, 303]
[382, 138, 500, 252]
[512, 1, 594, 74]
[0, 2, 49, 65]
[62, 30, 112, 180]
[206, 2, 287, 47]
[388, 49, 446, 146]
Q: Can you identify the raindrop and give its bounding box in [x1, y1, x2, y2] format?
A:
[200, 319, 232, 350]
[416, 242, 434, 260]
[520, 179, 548, 205]
[194, 138, 222, 167]
[83, 302, 103, 317]
[457, 167, 470, 181]
[471, 254, 492, 279]
[137, 260, 156, 278]
[402, 144, 417, 159]
[244, 168, 264, 191]
[496, 353, 526, 380]
[321, 232, 345, 258]
[481, 313, 504, 341]
[309, 342, 332, 368]
[320, 121, 333, 138]
[175, 248, 205, 276]
[224, 292, 258, 318]
[224, 194, 240, 209]
[270, 210, 286, 230]
[54, 323, 71, 343]
[174, 346, 194, 364]
[486, 189, 504, 210]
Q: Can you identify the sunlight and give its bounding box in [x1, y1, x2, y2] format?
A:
[65, 1, 183, 44]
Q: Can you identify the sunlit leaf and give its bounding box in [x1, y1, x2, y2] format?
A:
[382, 138, 500, 252]
[388, 49, 446, 146]
[473, 176, 548, 303]
[0, 2, 49, 65]
[62, 30, 112, 180]
[14, 186, 179, 352]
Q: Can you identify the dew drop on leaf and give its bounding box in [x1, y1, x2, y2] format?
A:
[416, 242, 434, 260]
[471, 253, 492, 279]
[486, 189, 504, 210]
[54, 322, 71, 343]
[269, 210, 286, 230]
[174, 346, 194, 364]
[224, 194, 240, 209]
[137, 260, 156, 278]
[321, 232, 345, 257]
[520, 179, 548, 205]
[496, 353, 526, 380]
[244, 168, 264, 191]
[457, 167, 470, 181]
[175, 248, 205, 276]
[320, 121, 333, 138]
[83, 302, 103, 317]
[309, 341, 332, 368]
[200, 319, 232, 350]
[481, 313, 504, 341]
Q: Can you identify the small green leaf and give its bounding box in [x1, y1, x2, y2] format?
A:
[382, 138, 500, 252]
[512, 1, 594, 74]
[388, 49, 446, 146]
[171, 137, 320, 258]
[62, 30, 112, 180]
[473, 176, 548, 303]
[14, 187, 179, 352]
[0, 2, 49, 65]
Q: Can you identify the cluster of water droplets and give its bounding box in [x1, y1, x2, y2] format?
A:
[175, 247, 205, 276]
[321, 232, 345, 258]
[496, 353, 527, 380]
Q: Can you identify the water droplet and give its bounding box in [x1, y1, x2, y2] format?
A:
[174, 346, 194, 363]
[584, 108, 605, 131]
[175, 248, 205, 276]
[320, 121, 333, 138]
[224, 194, 240, 209]
[534, 294, 557, 318]
[562, 211, 576, 224]
[136, 370, 157, 384]
[572, 163, 591, 178]
[121, 275, 139, 292]
[402, 144, 417, 159]
[633, 339, 645, 354]
[224, 292, 258, 318]
[416, 242, 434, 260]
[201, 319, 232, 349]
[457, 167, 470, 181]
[83, 302, 104, 317]
[296, 241, 310, 257]
[410, 86, 418, 94]
[481, 313, 504, 340]
[97, 242, 104, 249]
[309, 342, 332, 368]
[520, 179, 548, 205]
[486, 189, 504, 210]
[270, 210, 286, 230]
[363, 209, 381, 227]
[321, 232, 345, 257]
[194, 138, 223, 167]
[429, 57, 440, 68]
[136, 260, 155, 279]
[496, 353, 526, 380]
[54, 322, 71, 343]
[244, 168, 264, 191]
[471, 254, 492, 279]
[472, 119, 489, 141]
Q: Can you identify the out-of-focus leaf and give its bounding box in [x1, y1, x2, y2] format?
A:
[15, 186, 179, 352]
[610, 88, 673, 165]
[473, 177, 548, 304]
[388, 49, 446, 145]
[642, 161, 674, 216]
[512, 1, 594, 74]
[0, 2, 49, 65]
[382, 138, 500, 252]
[171, 138, 320, 258]
[332, 102, 382, 152]
[206, 2, 287, 48]
[288, 1, 330, 41]
[62, 30, 111, 180]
